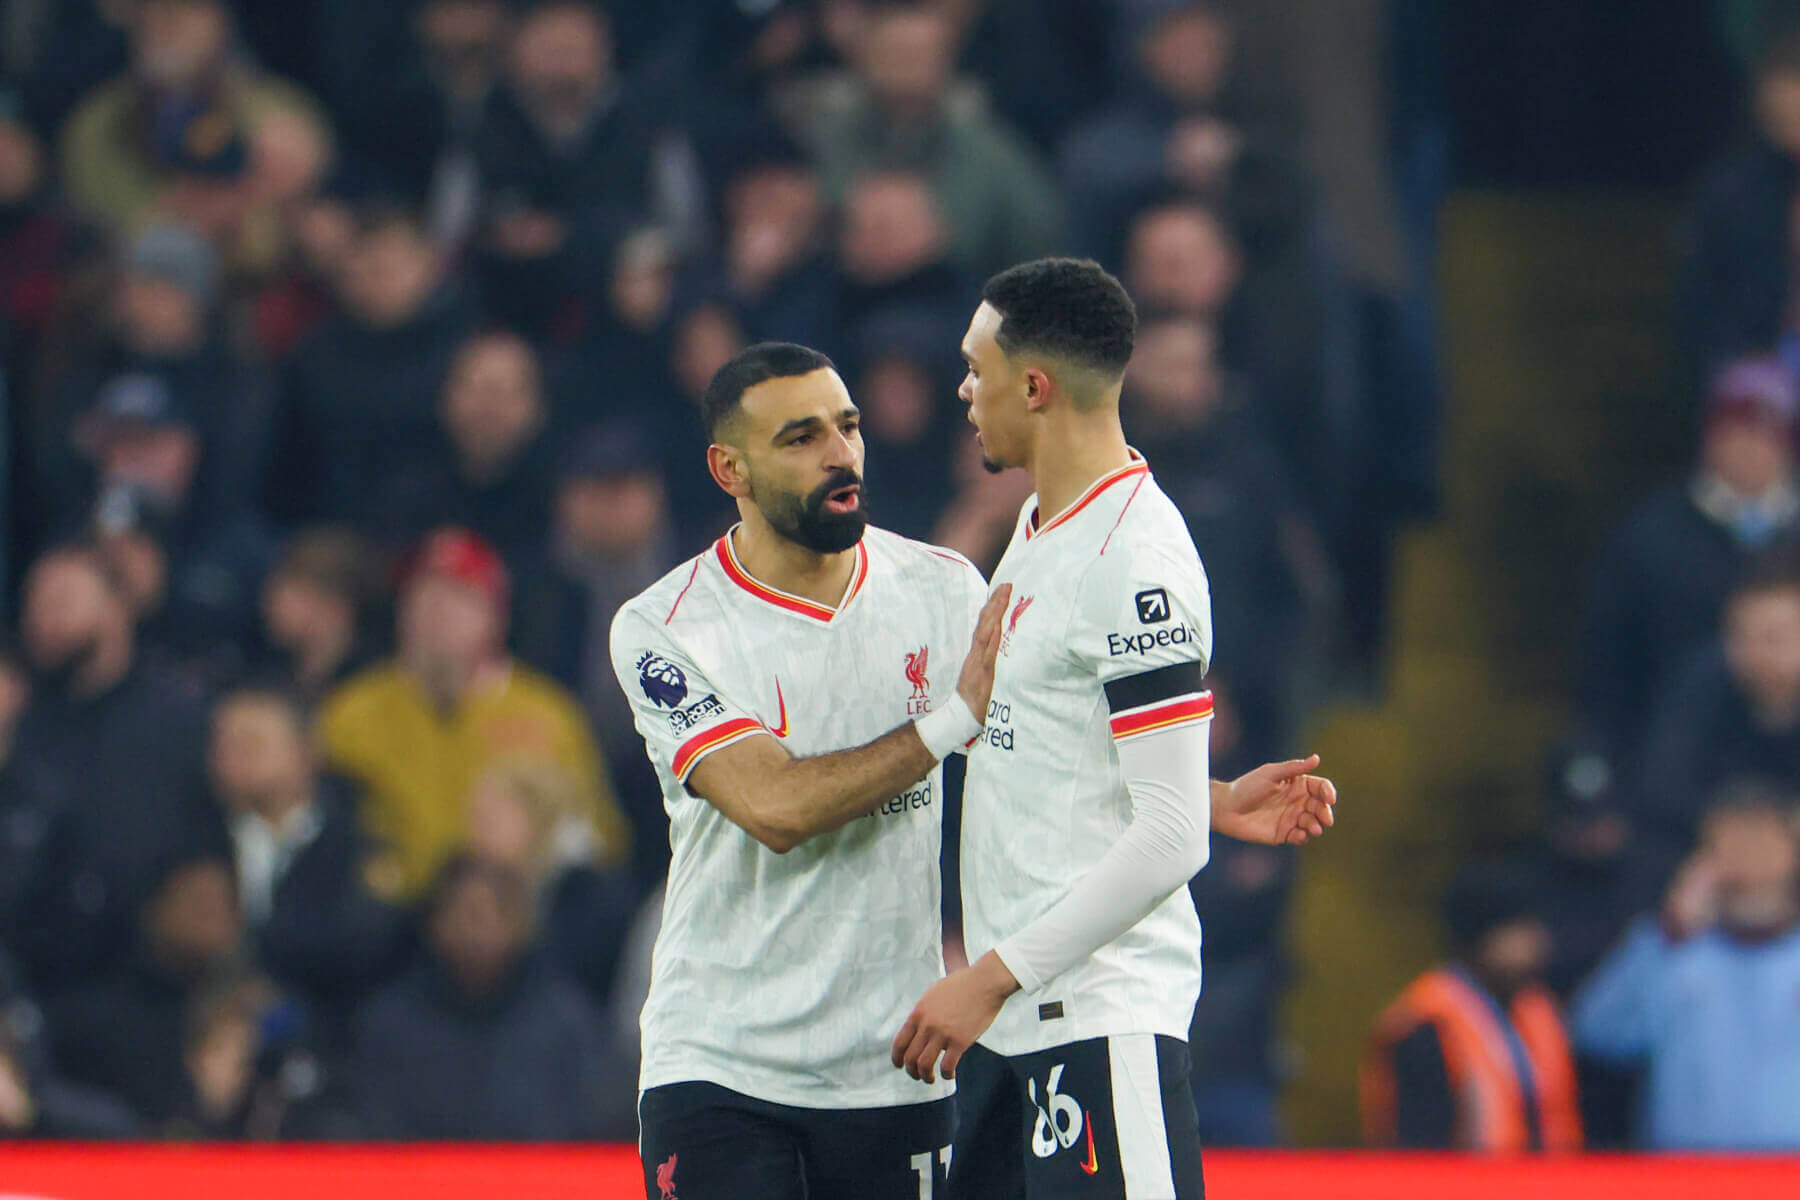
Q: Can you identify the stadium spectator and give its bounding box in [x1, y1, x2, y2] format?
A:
[8, 544, 227, 989]
[1125, 200, 1243, 325]
[1186, 683, 1297, 1147]
[464, 760, 637, 1001]
[349, 854, 626, 1140]
[0, 945, 140, 1137]
[257, 529, 385, 704]
[209, 685, 404, 1034]
[1637, 555, 1800, 877]
[471, 0, 683, 338]
[689, 141, 839, 351]
[31, 223, 274, 540]
[1504, 739, 1649, 1147]
[1582, 358, 1800, 764]
[12, 0, 134, 138]
[0, 97, 90, 389]
[1677, 32, 1800, 383]
[519, 425, 677, 868]
[58, 0, 332, 276]
[793, 1, 1061, 279]
[1122, 196, 1342, 527]
[76, 371, 278, 685]
[377, 330, 557, 572]
[561, 226, 679, 429]
[1058, 0, 1309, 263]
[844, 308, 960, 543]
[316, 527, 625, 901]
[334, 0, 514, 236]
[1361, 864, 1583, 1152]
[249, 186, 356, 359]
[1573, 783, 1800, 1150]
[268, 200, 480, 526]
[43, 853, 245, 1131]
[1124, 311, 1322, 762]
[1507, 741, 1645, 1000]
[0, 644, 67, 957]
[664, 300, 747, 542]
[837, 170, 970, 335]
[950, 0, 1111, 154]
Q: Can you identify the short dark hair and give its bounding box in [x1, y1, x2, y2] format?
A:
[1704, 777, 1799, 827]
[701, 341, 837, 438]
[981, 258, 1137, 380]
[1759, 30, 1800, 81]
[216, 678, 313, 735]
[1442, 862, 1540, 953]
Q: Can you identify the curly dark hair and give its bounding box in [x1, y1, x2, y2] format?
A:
[701, 342, 838, 438]
[981, 258, 1137, 379]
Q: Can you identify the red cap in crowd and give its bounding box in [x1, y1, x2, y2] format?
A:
[402, 527, 510, 609]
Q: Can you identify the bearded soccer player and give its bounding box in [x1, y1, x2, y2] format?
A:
[890, 259, 1335, 1199]
[613, 341, 1333, 1200]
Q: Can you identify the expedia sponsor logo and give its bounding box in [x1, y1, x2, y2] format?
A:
[667, 694, 726, 733]
[1107, 624, 1198, 656]
[870, 780, 935, 817]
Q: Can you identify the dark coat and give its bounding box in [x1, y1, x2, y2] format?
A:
[349, 955, 624, 1140]
[1579, 483, 1783, 760]
[250, 780, 407, 1039]
[1676, 138, 1798, 382]
[8, 662, 227, 988]
[268, 284, 480, 526]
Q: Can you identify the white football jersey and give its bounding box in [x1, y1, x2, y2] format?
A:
[961, 453, 1215, 1056]
[609, 525, 988, 1108]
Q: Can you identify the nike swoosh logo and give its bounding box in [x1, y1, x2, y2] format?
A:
[769, 678, 789, 738]
[1079, 1119, 1098, 1175]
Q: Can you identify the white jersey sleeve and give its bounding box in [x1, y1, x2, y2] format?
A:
[1068, 540, 1212, 685]
[608, 605, 772, 785]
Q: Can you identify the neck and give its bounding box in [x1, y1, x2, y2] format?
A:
[252, 783, 314, 833]
[1028, 407, 1133, 523]
[1751, 690, 1800, 729]
[730, 511, 858, 610]
[295, 623, 353, 688]
[72, 637, 133, 701]
[406, 652, 490, 710]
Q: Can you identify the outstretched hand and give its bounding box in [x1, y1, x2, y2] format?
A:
[1214, 754, 1337, 846]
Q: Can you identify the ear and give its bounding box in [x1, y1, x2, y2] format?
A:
[707, 443, 753, 500]
[1024, 367, 1053, 414]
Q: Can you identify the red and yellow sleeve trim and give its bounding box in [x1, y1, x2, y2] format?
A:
[672, 717, 768, 781]
[1108, 692, 1214, 743]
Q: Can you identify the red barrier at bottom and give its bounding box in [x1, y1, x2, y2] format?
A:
[3, 1145, 1800, 1199]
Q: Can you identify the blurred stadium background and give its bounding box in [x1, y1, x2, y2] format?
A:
[2, 0, 1800, 1177]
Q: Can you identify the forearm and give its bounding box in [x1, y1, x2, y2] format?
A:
[715, 698, 980, 852]
[995, 723, 1211, 991]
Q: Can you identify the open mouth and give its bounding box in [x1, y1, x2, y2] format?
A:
[823, 485, 862, 515]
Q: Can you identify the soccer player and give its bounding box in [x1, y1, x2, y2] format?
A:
[611, 343, 1000, 1200]
[891, 259, 1332, 1198]
[614, 341, 1332, 1200]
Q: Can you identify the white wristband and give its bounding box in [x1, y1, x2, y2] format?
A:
[913, 694, 983, 761]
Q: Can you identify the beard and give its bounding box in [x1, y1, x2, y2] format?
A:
[758, 468, 869, 554]
[981, 454, 1004, 475]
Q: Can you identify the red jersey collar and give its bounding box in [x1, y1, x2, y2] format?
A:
[714, 528, 870, 623]
[1026, 451, 1150, 541]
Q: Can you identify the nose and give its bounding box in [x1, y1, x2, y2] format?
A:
[823, 426, 858, 472]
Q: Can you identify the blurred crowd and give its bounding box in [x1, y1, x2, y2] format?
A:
[0, 0, 1453, 1144]
[1359, 24, 1800, 1155]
